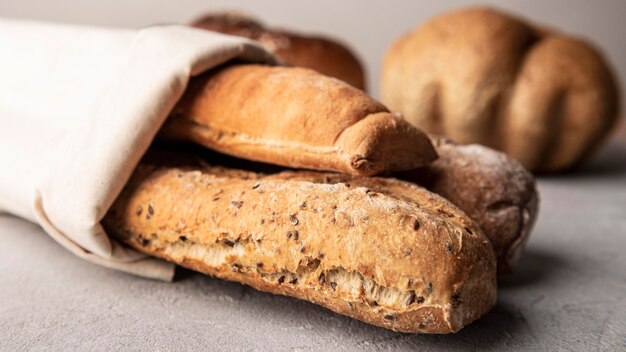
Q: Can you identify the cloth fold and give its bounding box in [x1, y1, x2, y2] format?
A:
[0, 18, 276, 280]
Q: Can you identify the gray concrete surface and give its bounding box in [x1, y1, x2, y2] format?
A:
[1, 141, 625, 351]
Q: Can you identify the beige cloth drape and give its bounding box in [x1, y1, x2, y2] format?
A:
[0, 18, 275, 281]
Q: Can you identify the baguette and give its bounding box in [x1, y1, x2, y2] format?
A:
[103, 155, 496, 333]
[159, 64, 436, 176]
[398, 137, 539, 273]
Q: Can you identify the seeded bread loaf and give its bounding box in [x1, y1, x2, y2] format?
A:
[190, 12, 366, 90]
[103, 156, 496, 333]
[159, 64, 436, 176]
[399, 137, 539, 273]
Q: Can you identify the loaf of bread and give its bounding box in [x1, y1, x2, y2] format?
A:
[191, 12, 366, 90]
[381, 6, 620, 172]
[160, 64, 436, 176]
[398, 137, 539, 273]
[103, 154, 496, 333]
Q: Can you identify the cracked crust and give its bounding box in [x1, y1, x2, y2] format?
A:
[190, 12, 366, 90]
[103, 155, 496, 333]
[160, 64, 436, 176]
[381, 6, 620, 172]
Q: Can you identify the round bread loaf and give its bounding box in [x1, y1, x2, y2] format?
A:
[381, 6, 620, 172]
[398, 137, 539, 273]
[191, 12, 366, 90]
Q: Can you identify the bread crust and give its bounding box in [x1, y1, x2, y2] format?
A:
[160, 64, 436, 176]
[103, 157, 496, 333]
[399, 137, 538, 273]
[381, 6, 620, 172]
[190, 12, 366, 90]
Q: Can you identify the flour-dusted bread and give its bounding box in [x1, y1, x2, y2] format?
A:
[103, 155, 496, 333]
[160, 64, 436, 176]
[191, 12, 366, 90]
[399, 137, 539, 273]
[381, 6, 620, 172]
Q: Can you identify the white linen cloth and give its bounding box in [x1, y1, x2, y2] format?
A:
[0, 18, 275, 281]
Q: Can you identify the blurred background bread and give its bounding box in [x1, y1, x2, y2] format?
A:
[191, 12, 366, 90]
[381, 6, 620, 172]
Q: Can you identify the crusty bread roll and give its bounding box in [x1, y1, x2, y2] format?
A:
[398, 137, 539, 273]
[103, 154, 496, 333]
[160, 64, 436, 176]
[191, 12, 366, 90]
[381, 6, 620, 172]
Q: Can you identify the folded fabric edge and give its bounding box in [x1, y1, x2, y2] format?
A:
[27, 24, 277, 280]
[34, 192, 176, 281]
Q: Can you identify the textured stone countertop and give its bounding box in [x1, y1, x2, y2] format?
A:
[1, 141, 625, 351]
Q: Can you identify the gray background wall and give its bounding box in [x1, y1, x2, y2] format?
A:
[1, 0, 625, 102]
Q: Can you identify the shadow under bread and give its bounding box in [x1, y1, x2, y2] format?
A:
[498, 247, 569, 289]
[182, 268, 528, 348]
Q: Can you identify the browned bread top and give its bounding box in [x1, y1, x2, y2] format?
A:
[161, 64, 437, 176]
[191, 12, 366, 90]
[381, 6, 620, 172]
[104, 156, 496, 333]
